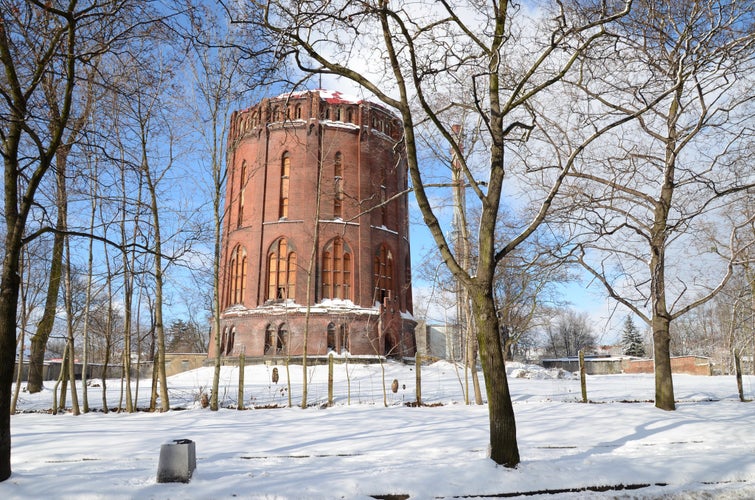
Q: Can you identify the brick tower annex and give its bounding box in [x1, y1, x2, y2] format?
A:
[209, 90, 416, 360]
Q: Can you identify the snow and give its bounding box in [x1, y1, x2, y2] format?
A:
[3, 360, 754, 499]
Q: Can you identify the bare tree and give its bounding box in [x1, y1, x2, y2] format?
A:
[246, 0, 638, 466]
[560, 0, 755, 410]
[0, 0, 90, 480]
[179, 0, 277, 410]
[0, 0, 168, 477]
[182, 4, 249, 411]
[541, 308, 597, 358]
[11, 240, 49, 414]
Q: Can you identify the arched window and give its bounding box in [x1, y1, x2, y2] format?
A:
[226, 327, 236, 355]
[227, 245, 247, 307]
[322, 238, 352, 300]
[265, 324, 275, 354]
[267, 238, 296, 301]
[374, 245, 394, 303]
[237, 160, 246, 228]
[380, 185, 387, 227]
[280, 153, 290, 219]
[334, 152, 343, 218]
[277, 324, 288, 353]
[340, 324, 349, 353]
[327, 323, 336, 351]
[295, 104, 302, 119]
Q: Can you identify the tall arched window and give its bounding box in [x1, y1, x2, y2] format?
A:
[327, 323, 336, 351]
[334, 152, 343, 218]
[267, 238, 296, 301]
[265, 324, 275, 354]
[277, 324, 288, 353]
[279, 153, 290, 219]
[227, 245, 247, 307]
[237, 160, 246, 228]
[340, 324, 349, 352]
[373, 245, 394, 303]
[322, 238, 352, 300]
[226, 327, 236, 355]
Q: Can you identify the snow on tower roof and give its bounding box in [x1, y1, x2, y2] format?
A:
[275, 89, 365, 104]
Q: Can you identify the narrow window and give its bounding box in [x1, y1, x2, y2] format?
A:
[295, 104, 302, 119]
[240, 254, 247, 304]
[267, 252, 278, 300]
[280, 153, 290, 219]
[226, 328, 236, 355]
[327, 323, 336, 351]
[333, 239, 342, 298]
[287, 252, 297, 301]
[277, 324, 288, 353]
[277, 239, 288, 299]
[334, 152, 343, 218]
[374, 245, 394, 303]
[237, 160, 246, 228]
[340, 324, 349, 352]
[322, 250, 332, 299]
[343, 253, 351, 299]
[380, 186, 387, 226]
[265, 325, 275, 354]
[234, 251, 242, 303]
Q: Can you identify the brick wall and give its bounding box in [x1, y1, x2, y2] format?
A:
[622, 356, 711, 376]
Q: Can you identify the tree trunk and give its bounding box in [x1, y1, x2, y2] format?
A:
[120, 168, 134, 412]
[11, 249, 29, 415]
[145, 164, 170, 412]
[0, 250, 22, 481]
[210, 130, 226, 412]
[652, 313, 675, 410]
[63, 238, 80, 415]
[27, 202, 65, 393]
[734, 351, 744, 402]
[470, 284, 519, 467]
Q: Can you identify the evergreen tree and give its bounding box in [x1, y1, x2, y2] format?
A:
[621, 315, 646, 357]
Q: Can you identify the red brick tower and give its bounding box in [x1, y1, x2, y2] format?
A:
[210, 90, 415, 360]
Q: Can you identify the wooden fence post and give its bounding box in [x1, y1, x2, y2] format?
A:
[237, 350, 245, 410]
[328, 353, 334, 407]
[579, 349, 587, 403]
[415, 353, 422, 406]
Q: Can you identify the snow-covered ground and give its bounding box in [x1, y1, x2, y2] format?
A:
[3, 360, 754, 499]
